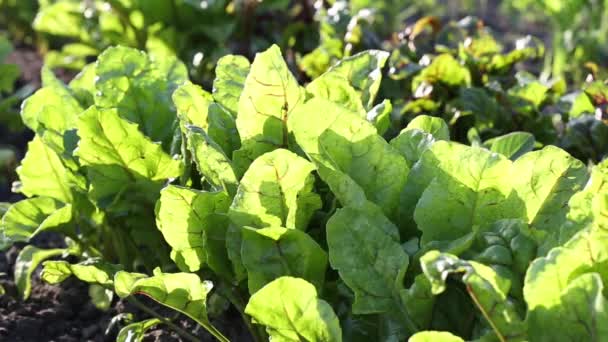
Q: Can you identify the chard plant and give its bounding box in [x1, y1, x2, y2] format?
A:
[1, 43, 608, 342]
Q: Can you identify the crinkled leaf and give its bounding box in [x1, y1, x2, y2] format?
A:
[213, 55, 250, 116]
[289, 98, 409, 219]
[511, 146, 588, 254]
[156, 185, 232, 276]
[234, 45, 303, 174]
[524, 228, 608, 342]
[411, 142, 523, 245]
[94, 46, 187, 145]
[245, 276, 342, 342]
[15, 246, 65, 299]
[76, 107, 182, 209]
[241, 226, 327, 294]
[327, 206, 408, 313]
[320, 50, 389, 109]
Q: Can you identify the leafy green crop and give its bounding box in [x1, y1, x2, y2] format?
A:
[2, 43, 608, 341]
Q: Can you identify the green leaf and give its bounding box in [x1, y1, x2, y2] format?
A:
[15, 246, 65, 299]
[186, 126, 238, 196]
[114, 270, 227, 340]
[483, 132, 535, 160]
[68, 62, 96, 107]
[20, 83, 83, 162]
[94, 46, 187, 145]
[465, 219, 537, 298]
[320, 50, 389, 109]
[524, 228, 608, 342]
[172, 81, 214, 129]
[212, 55, 250, 116]
[564, 160, 608, 235]
[33, 1, 89, 39]
[420, 251, 526, 341]
[366, 99, 392, 135]
[404, 115, 450, 141]
[241, 226, 327, 293]
[89, 284, 113, 310]
[306, 73, 365, 115]
[41, 259, 124, 286]
[234, 45, 304, 173]
[409, 331, 464, 342]
[245, 277, 342, 342]
[0, 63, 19, 93]
[228, 149, 321, 230]
[289, 98, 409, 219]
[75, 107, 182, 209]
[390, 129, 436, 168]
[116, 318, 162, 342]
[156, 185, 232, 275]
[0, 197, 72, 245]
[511, 146, 588, 254]
[411, 142, 522, 245]
[413, 54, 471, 90]
[16, 136, 83, 202]
[326, 206, 408, 313]
[172, 82, 240, 156]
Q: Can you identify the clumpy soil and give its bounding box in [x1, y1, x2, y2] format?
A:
[0, 233, 252, 342]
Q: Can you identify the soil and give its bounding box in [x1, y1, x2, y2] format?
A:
[0, 233, 253, 342]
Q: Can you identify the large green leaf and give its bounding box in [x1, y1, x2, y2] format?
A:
[155, 185, 232, 275]
[17, 136, 84, 203]
[320, 50, 389, 109]
[524, 228, 608, 342]
[289, 98, 409, 219]
[326, 206, 408, 313]
[234, 45, 304, 174]
[0, 197, 72, 245]
[94, 46, 187, 145]
[420, 251, 526, 341]
[245, 277, 342, 342]
[241, 226, 327, 293]
[411, 142, 522, 244]
[114, 269, 227, 340]
[212, 55, 250, 116]
[511, 146, 588, 254]
[15, 246, 65, 299]
[228, 149, 321, 230]
[76, 107, 182, 209]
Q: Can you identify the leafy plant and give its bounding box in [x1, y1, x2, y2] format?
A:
[2, 42, 608, 341]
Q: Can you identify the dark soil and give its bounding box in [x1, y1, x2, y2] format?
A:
[0, 233, 253, 342]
